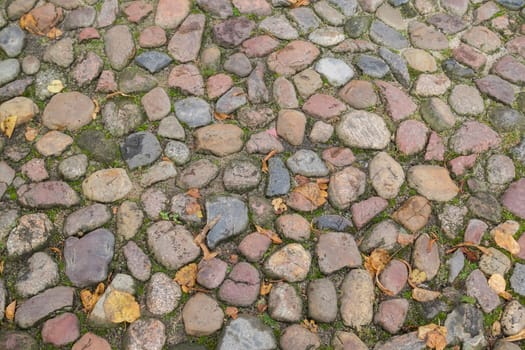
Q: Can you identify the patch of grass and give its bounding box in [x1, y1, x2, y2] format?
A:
[460, 295, 477, 304]
[232, 7, 241, 16]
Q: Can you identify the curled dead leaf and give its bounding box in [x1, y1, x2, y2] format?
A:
[105, 91, 131, 99]
[418, 323, 447, 350]
[186, 188, 201, 199]
[175, 263, 198, 293]
[20, 14, 40, 35]
[271, 198, 287, 214]
[447, 242, 492, 256]
[80, 283, 105, 313]
[225, 306, 239, 319]
[364, 249, 390, 277]
[46, 27, 63, 39]
[185, 201, 203, 218]
[504, 328, 525, 342]
[255, 225, 283, 244]
[493, 230, 521, 255]
[5, 300, 16, 321]
[289, 0, 310, 7]
[293, 182, 328, 207]
[257, 300, 268, 313]
[92, 99, 100, 120]
[376, 273, 394, 296]
[412, 287, 441, 302]
[214, 112, 232, 121]
[260, 281, 273, 296]
[262, 149, 277, 174]
[0, 260, 4, 275]
[0, 115, 17, 138]
[409, 268, 427, 287]
[103, 290, 140, 323]
[488, 274, 512, 300]
[301, 319, 318, 333]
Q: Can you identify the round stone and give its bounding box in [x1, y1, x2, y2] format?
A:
[42, 92, 94, 131]
[182, 293, 224, 336]
[264, 243, 311, 282]
[82, 169, 132, 203]
[336, 111, 391, 149]
[146, 272, 181, 315]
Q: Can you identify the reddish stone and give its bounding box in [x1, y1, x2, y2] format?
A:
[72, 333, 111, 350]
[273, 77, 299, 109]
[507, 36, 525, 58]
[276, 214, 310, 241]
[29, 3, 63, 34]
[376, 80, 417, 121]
[351, 197, 388, 229]
[21, 159, 48, 182]
[72, 52, 103, 86]
[449, 154, 477, 176]
[96, 70, 117, 92]
[196, 258, 228, 289]
[206, 74, 233, 99]
[339, 80, 378, 109]
[168, 14, 206, 63]
[139, 26, 167, 48]
[302, 94, 346, 121]
[453, 44, 486, 70]
[123, 0, 153, 22]
[492, 55, 525, 85]
[78, 27, 100, 42]
[287, 189, 319, 212]
[464, 219, 488, 244]
[268, 40, 320, 76]
[219, 262, 260, 306]
[517, 234, 525, 259]
[462, 26, 501, 53]
[450, 121, 501, 154]
[413, 234, 440, 281]
[168, 64, 204, 96]
[379, 260, 408, 296]
[322, 147, 356, 167]
[232, 0, 272, 15]
[375, 299, 409, 334]
[474, 1, 499, 24]
[238, 232, 272, 262]
[241, 35, 280, 58]
[42, 313, 80, 346]
[424, 131, 445, 161]
[155, 0, 190, 29]
[501, 179, 525, 219]
[396, 120, 429, 155]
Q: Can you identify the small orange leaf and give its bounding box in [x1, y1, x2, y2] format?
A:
[5, 300, 16, 321]
[225, 306, 238, 319]
[0, 260, 4, 275]
[409, 268, 427, 287]
[262, 149, 277, 174]
[186, 188, 201, 199]
[293, 182, 327, 207]
[92, 99, 100, 120]
[289, 0, 310, 8]
[488, 274, 513, 300]
[175, 263, 198, 293]
[255, 225, 283, 244]
[412, 287, 441, 302]
[46, 27, 63, 39]
[214, 111, 232, 121]
[301, 319, 318, 333]
[364, 249, 390, 277]
[0, 115, 17, 138]
[185, 201, 202, 216]
[493, 230, 521, 255]
[257, 301, 268, 313]
[271, 198, 287, 214]
[397, 233, 415, 246]
[80, 283, 105, 313]
[260, 282, 273, 296]
[418, 324, 447, 350]
[20, 13, 40, 35]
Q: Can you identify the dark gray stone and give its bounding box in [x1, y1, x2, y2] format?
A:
[15, 286, 74, 329]
[510, 263, 525, 296]
[344, 16, 370, 38]
[206, 196, 249, 248]
[121, 132, 162, 170]
[445, 304, 486, 347]
[266, 157, 290, 197]
[0, 59, 20, 86]
[370, 20, 409, 49]
[496, 0, 524, 10]
[174, 97, 212, 128]
[489, 106, 525, 133]
[356, 54, 390, 78]
[63, 7, 96, 30]
[0, 25, 25, 57]
[0, 77, 33, 102]
[217, 315, 277, 350]
[313, 215, 353, 231]
[135, 51, 173, 74]
[119, 68, 158, 93]
[428, 14, 467, 34]
[466, 192, 502, 223]
[379, 47, 410, 88]
[77, 129, 120, 163]
[15, 252, 58, 298]
[216, 87, 247, 114]
[442, 59, 475, 80]
[286, 149, 329, 177]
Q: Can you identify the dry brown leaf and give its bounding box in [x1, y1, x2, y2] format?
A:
[271, 198, 287, 214]
[447, 242, 492, 256]
[504, 328, 525, 342]
[289, 0, 310, 8]
[364, 249, 390, 277]
[225, 306, 238, 319]
[293, 182, 327, 207]
[260, 281, 273, 296]
[185, 201, 203, 218]
[46, 27, 63, 39]
[376, 273, 394, 296]
[488, 274, 512, 300]
[103, 290, 140, 323]
[214, 112, 232, 121]
[461, 247, 479, 262]
[0, 115, 17, 138]
[262, 149, 277, 173]
[418, 324, 447, 350]
[397, 233, 415, 246]
[194, 216, 220, 260]
[105, 91, 131, 99]
[0, 260, 4, 275]
[409, 269, 427, 287]
[492, 320, 502, 337]
[80, 283, 105, 313]
[47, 80, 64, 93]
[494, 230, 521, 255]
[5, 300, 16, 321]
[24, 126, 38, 141]
[175, 263, 198, 293]
[92, 99, 100, 120]
[412, 287, 441, 302]
[20, 13, 40, 35]
[255, 225, 283, 244]
[257, 300, 268, 313]
[301, 319, 318, 333]
[186, 188, 201, 199]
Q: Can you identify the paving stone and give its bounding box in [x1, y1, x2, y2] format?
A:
[15, 286, 74, 329]
[123, 241, 151, 282]
[392, 195, 431, 232]
[58, 154, 88, 181]
[82, 169, 132, 203]
[341, 269, 374, 328]
[0, 97, 38, 128]
[360, 219, 405, 252]
[63, 204, 111, 237]
[337, 111, 390, 150]
[376, 80, 417, 121]
[357, 54, 390, 78]
[174, 97, 212, 128]
[72, 333, 111, 350]
[468, 192, 502, 223]
[141, 188, 168, 220]
[310, 120, 334, 143]
[293, 68, 323, 98]
[213, 17, 255, 47]
[332, 331, 368, 350]
[0, 59, 19, 86]
[15, 252, 58, 297]
[409, 21, 448, 50]
[403, 48, 436, 72]
[476, 75, 516, 105]
[289, 7, 321, 33]
[309, 26, 345, 47]
[466, 269, 501, 312]
[0, 331, 36, 350]
[379, 47, 410, 87]
[501, 300, 525, 335]
[195, 124, 244, 156]
[219, 262, 260, 306]
[158, 115, 185, 140]
[428, 13, 466, 33]
[317, 232, 362, 274]
[370, 20, 409, 49]
[490, 106, 525, 133]
[308, 278, 337, 322]
[206, 196, 249, 248]
[197, 258, 228, 289]
[135, 51, 172, 74]
[369, 151, 405, 199]
[42, 313, 79, 346]
[0, 24, 25, 57]
[339, 80, 378, 109]
[351, 196, 388, 229]
[42, 92, 94, 131]
[242, 35, 280, 58]
[328, 166, 366, 209]
[268, 41, 320, 77]
[196, 0, 232, 18]
[439, 204, 467, 238]
[273, 77, 299, 109]
[183, 293, 223, 336]
[178, 159, 219, 188]
[379, 259, 408, 295]
[266, 157, 290, 197]
[413, 233, 440, 281]
[280, 325, 320, 350]
[313, 215, 353, 232]
[43, 38, 74, 68]
[124, 318, 166, 350]
[396, 120, 429, 155]
[217, 315, 276, 350]
[146, 272, 181, 315]
[375, 298, 409, 334]
[463, 26, 501, 53]
[264, 243, 311, 282]
[215, 87, 247, 114]
[169, 64, 204, 96]
[450, 121, 501, 155]
[17, 181, 80, 209]
[139, 26, 166, 48]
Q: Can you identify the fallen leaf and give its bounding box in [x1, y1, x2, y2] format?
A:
[427, 233, 438, 253]
[494, 230, 521, 255]
[5, 300, 16, 321]
[492, 320, 501, 337]
[412, 287, 441, 302]
[49, 246, 62, 261]
[105, 91, 131, 99]
[293, 182, 327, 207]
[257, 300, 268, 313]
[214, 111, 232, 121]
[289, 0, 310, 7]
[271, 198, 287, 214]
[256, 225, 283, 244]
[294, 175, 310, 186]
[186, 188, 201, 199]
[504, 328, 525, 342]
[461, 247, 479, 262]
[225, 306, 239, 319]
[47, 80, 64, 93]
[46, 27, 63, 39]
[20, 13, 40, 35]
[397, 233, 415, 246]
[260, 281, 273, 296]
[185, 201, 203, 218]
[418, 323, 447, 350]
[103, 290, 140, 323]
[409, 269, 427, 287]
[301, 319, 318, 333]
[24, 126, 38, 141]
[0, 115, 17, 138]
[92, 99, 100, 120]
[229, 254, 239, 264]
[175, 263, 198, 293]
[488, 274, 512, 300]
[194, 216, 221, 260]
[0, 260, 3, 275]
[364, 249, 390, 277]
[376, 274, 394, 296]
[447, 242, 492, 256]
[80, 283, 105, 313]
[262, 149, 277, 173]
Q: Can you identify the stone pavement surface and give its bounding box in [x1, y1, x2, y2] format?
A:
[0, 0, 525, 349]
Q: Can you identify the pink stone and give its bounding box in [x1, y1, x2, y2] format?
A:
[42, 313, 80, 346]
[322, 147, 356, 167]
[507, 36, 525, 58]
[453, 44, 486, 70]
[268, 40, 320, 76]
[72, 51, 103, 86]
[492, 55, 525, 85]
[123, 0, 153, 22]
[450, 121, 501, 155]
[72, 332, 111, 350]
[155, 0, 190, 29]
[139, 26, 167, 48]
[96, 70, 117, 92]
[375, 299, 409, 334]
[375, 80, 417, 121]
[464, 219, 488, 244]
[168, 14, 206, 63]
[241, 35, 280, 58]
[517, 234, 525, 259]
[449, 154, 477, 176]
[206, 74, 233, 99]
[474, 1, 499, 24]
[273, 77, 299, 109]
[501, 179, 525, 219]
[424, 131, 445, 161]
[339, 80, 378, 110]
[232, 0, 272, 15]
[379, 259, 408, 296]
[238, 232, 272, 262]
[302, 94, 346, 121]
[396, 120, 429, 155]
[351, 196, 388, 229]
[21, 159, 48, 182]
[78, 27, 100, 42]
[168, 64, 204, 96]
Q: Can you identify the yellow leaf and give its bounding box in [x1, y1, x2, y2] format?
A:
[494, 230, 521, 255]
[488, 274, 512, 300]
[225, 306, 238, 319]
[409, 269, 427, 286]
[271, 198, 287, 214]
[301, 319, 318, 333]
[5, 300, 16, 321]
[47, 80, 64, 93]
[504, 328, 525, 342]
[397, 233, 415, 246]
[92, 99, 100, 120]
[293, 182, 327, 207]
[289, 0, 310, 7]
[0, 260, 4, 275]
[364, 249, 390, 276]
[214, 112, 232, 121]
[186, 188, 201, 199]
[103, 290, 140, 323]
[174, 263, 198, 293]
[19, 13, 40, 35]
[412, 287, 441, 302]
[0, 115, 17, 138]
[80, 283, 105, 313]
[260, 282, 273, 296]
[46, 27, 63, 39]
[418, 324, 447, 350]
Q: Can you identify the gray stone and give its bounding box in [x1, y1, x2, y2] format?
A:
[309, 27, 345, 47]
[141, 161, 177, 187]
[217, 315, 277, 350]
[63, 204, 112, 237]
[123, 241, 151, 282]
[379, 47, 410, 87]
[308, 278, 338, 322]
[223, 160, 261, 193]
[43, 38, 74, 68]
[0, 280, 4, 321]
[206, 196, 249, 248]
[0, 59, 20, 86]
[420, 98, 457, 131]
[123, 318, 166, 350]
[344, 16, 370, 38]
[266, 157, 290, 197]
[501, 300, 525, 336]
[438, 204, 467, 238]
[496, 0, 525, 9]
[0, 25, 25, 57]
[486, 154, 515, 185]
[64, 229, 115, 287]
[174, 97, 212, 128]
[121, 132, 162, 170]
[77, 130, 120, 163]
[178, 159, 219, 189]
[259, 15, 299, 40]
[216, 87, 247, 114]
[341, 269, 374, 328]
[329, 0, 358, 15]
[510, 263, 525, 296]
[337, 111, 391, 150]
[467, 192, 502, 223]
[360, 219, 403, 252]
[135, 51, 172, 73]
[224, 52, 252, 77]
[196, 0, 233, 18]
[0, 208, 17, 240]
[315, 57, 354, 87]
[269, 282, 303, 322]
[146, 272, 181, 315]
[442, 59, 476, 80]
[158, 115, 185, 140]
[15, 252, 58, 298]
[448, 249, 465, 283]
[374, 332, 426, 350]
[286, 149, 329, 177]
[370, 20, 409, 49]
[15, 286, 74, 329]
[63, 7, 96, 29]
[289, 7, 321, 33]
[479, 247, 511, 276]
[59, 154, 88, 180]
[7, 213, 53, 257]
[357, 55, 390, 78]
[102, 101, 144, 137]
[445, 304, 485, 347]
[490, 107, 525, 133]
[164, 141, 190, 165]
[104, 25, 135, 70]
[466, 269, 501, 312]
[213, 17, 255, 48]
[119, 68, 158, 94]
